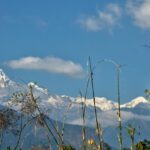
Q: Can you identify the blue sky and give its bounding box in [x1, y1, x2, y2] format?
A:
[0, 0, 150, 102]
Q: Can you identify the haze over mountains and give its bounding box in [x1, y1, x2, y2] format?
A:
[0, 68, 150, 148]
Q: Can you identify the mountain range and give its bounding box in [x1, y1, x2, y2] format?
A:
[0, 68, 150, 149]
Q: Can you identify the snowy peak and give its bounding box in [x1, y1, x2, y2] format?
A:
[92, 97, 118, 110]
[121, 97, 148, 108]
[0, 68, 149, 112]
[28, 82, 48, 94]
[0, 69, 11, 88]
[48, 95, 73, 106]
[75, 96, 149, 110]
[75, 97, 118, 111]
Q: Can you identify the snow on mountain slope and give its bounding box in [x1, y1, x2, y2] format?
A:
[28, 82, 48, 94]
[0, 69, 150, 127]
[0, 69, 28, 103]
[121, 97, 148, 108]
[75, 97, 118, 110]
[0, 69, 150, 148]
[48, 95, 74, 105]
[0, 69, 9, 88]
[0, 69, 15, 88]
[0, 69, 150, 129]
[45, 94, 150, 128]
[0, 68, 148, 111]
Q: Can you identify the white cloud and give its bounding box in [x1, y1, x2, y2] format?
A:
[78, 3, 122, 32]
[6, 56, 85, 78]
[127, 0, 150, 29]
[106, 4, 122, 17]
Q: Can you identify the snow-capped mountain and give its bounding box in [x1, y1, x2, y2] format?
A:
[75, 97, 118, 110]
[0, 69, 13, 88]
[0, 68, 149, 127]
[28, 82, 48, 94]
[0, 69, 29, 105]
[0, 68, 150, 148]
[121, 97, 148, 108]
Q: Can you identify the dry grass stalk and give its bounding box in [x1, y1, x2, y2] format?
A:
[89, 56, 103, 150]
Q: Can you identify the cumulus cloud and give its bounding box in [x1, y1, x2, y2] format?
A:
[6, 56, 85, 78]
[127, 0, 150, 29]
[78, 3, 122, 32]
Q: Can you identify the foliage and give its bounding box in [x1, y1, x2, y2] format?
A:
[136, 140, 150, 150]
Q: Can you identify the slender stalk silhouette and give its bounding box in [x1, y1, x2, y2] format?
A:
[89, 56, 103, 150]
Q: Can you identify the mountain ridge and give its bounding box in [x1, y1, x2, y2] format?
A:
[1, 68, 148, 110]
[0, 68, 150, 148]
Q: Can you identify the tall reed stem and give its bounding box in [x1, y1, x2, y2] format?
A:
[81, 71, 90, 150]
[89, 56, 102, 150]
[101, 59, 123, 150]
[117, 67, 123, 150]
